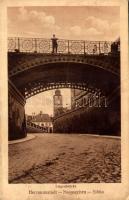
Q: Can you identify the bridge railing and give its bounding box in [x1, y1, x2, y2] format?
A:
[8, 37, 112, 55]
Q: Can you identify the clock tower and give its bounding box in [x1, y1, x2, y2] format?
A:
[53, 89, 63, 116]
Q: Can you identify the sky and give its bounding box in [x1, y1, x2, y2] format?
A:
[8, 6, 120, 41]
[25, 89, 71, 116]
[8, 6, 120, 116]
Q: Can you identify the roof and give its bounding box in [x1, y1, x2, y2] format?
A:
[55, 89, 61, 96]
[31, 114, 52, 122]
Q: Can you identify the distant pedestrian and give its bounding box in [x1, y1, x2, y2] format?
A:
[51, 34, 58, 53]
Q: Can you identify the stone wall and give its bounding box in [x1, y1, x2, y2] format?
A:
[8, 80, 26, 140]
[53, 95, 120, 136]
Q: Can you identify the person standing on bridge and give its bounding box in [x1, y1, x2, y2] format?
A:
[51, 34, 58, 53]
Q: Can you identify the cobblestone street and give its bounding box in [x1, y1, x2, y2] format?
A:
[9, 134, 121, 183]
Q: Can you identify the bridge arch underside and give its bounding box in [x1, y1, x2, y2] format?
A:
[9, 61, 120, 137]
[10, 62, 120, 99]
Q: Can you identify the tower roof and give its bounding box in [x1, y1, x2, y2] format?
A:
[55, 89, 61, 95]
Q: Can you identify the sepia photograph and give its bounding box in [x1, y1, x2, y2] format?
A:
[0, 0, 129, 199]
[8, 5, 121, 185]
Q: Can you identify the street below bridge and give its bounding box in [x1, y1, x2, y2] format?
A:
[9, 133, 121, 183]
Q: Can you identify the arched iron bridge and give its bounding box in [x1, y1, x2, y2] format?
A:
[25, 82, 104, 99]
[8, 37, 120, 101]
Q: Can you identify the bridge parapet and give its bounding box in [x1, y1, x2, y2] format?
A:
[8, 37, 112, 55]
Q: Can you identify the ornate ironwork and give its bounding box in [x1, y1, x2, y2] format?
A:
[8, 37, 112, 55]
[21, 38, 34, 52]
[69, 40, 84, 54]
[25, 81, 104, 99]
[57, 40, 68, 53]
[8, 38, 16, 50]
[37, 39, 51, 53]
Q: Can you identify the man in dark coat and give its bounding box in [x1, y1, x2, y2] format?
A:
[51, 34, 58, 53]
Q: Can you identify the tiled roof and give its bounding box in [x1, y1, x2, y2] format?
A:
[31, 114, 52, 122]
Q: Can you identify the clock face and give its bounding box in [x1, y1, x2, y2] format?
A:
[57, 99, 61, 105]
[55, 96, 61, 105]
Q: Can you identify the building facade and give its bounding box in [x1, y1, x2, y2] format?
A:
[26, 111, 53, 133]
